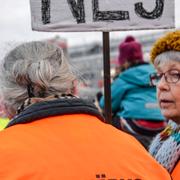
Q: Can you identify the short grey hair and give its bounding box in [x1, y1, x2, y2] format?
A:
[0, 41, 76, 117]
[154, 51, 180, 67]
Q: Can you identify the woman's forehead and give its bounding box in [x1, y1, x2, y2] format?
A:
[155, 60, 180, 72]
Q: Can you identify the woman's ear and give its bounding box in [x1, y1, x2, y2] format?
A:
[2, 103, 15, 119]
[0, 96, 6, 116]
[0, 106, 6, 118]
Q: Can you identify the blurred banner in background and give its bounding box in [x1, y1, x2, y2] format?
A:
[30, 0, 174, 32]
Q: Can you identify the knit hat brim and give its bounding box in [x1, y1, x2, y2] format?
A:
[150, 30, 180, 64]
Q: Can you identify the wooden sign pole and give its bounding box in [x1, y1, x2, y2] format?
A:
[102, 32, 112, 124]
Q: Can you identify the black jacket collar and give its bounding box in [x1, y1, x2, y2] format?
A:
[6, 98, 104, 128]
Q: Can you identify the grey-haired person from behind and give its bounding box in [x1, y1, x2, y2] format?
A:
[0, 41, 170, 179]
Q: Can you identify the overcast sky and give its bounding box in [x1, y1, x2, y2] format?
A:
[0, 0, 179, 47]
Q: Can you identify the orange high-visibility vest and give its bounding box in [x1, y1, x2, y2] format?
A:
[0, 114, 170, 180]
[172, 160, 180, 180]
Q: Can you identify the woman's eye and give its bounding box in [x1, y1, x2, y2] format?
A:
[168, 73, 180, 81]
[171, 74, 180, 77]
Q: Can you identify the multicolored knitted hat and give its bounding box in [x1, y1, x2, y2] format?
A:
[150, 30, 180, 64]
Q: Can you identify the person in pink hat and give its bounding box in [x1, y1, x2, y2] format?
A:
[99, 35, 166, 149]
[118, 35, 144, 67]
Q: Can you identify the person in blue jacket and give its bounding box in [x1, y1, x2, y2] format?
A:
[99, 35, 166, 149]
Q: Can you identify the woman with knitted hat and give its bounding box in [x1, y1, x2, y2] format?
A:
[99, 35, 166, 149]
[149, 30, 180, 179]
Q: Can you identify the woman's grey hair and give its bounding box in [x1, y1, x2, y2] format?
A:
[0, 41, 76, 117]
[154, 51, 180, 67]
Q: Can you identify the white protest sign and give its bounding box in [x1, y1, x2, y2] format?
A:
[30, 0, 174, 32]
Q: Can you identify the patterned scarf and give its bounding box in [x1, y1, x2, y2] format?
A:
[149, 120, 180, 173]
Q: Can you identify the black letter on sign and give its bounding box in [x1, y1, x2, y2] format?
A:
[92, 0, 129, 21]
[67, 0, 85, 23]
[135, 0, 164, 19]
[41, 0, 51, 24]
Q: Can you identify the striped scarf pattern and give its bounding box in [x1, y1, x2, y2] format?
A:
[149, 120, 180, 173]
